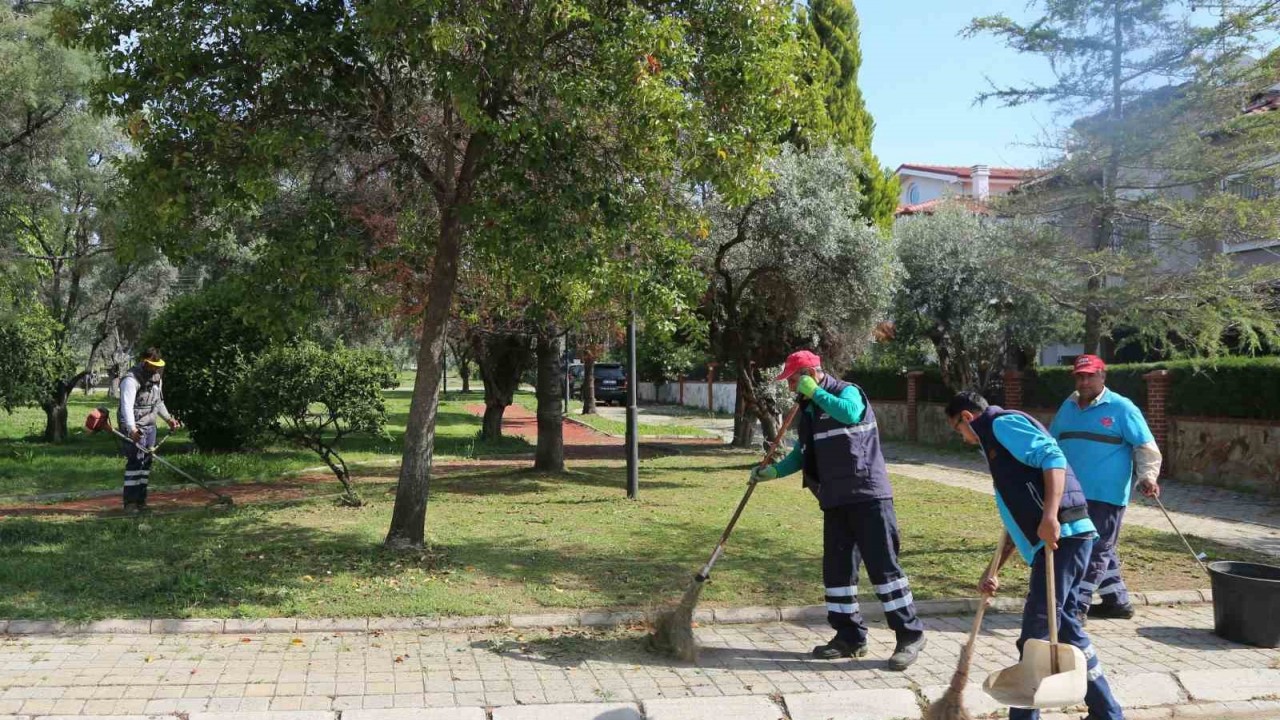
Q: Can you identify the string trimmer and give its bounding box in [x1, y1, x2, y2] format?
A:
[649, 401, 802, 661]
[85, 407, 233, 507]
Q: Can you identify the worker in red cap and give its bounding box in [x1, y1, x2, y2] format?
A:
[1050, 354, 1162, 623]
[750, 350, 926, 669]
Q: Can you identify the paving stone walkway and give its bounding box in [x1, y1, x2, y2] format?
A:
[2, 604, 1277, 719]
[881, 443, 1280, 558]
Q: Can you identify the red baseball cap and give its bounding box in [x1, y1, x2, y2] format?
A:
[776, 350, 821, 381]
[1073, 354, 1106, 375]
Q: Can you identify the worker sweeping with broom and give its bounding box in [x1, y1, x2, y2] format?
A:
[751, 350, 926, 670]
[941, 390, 1124, 720]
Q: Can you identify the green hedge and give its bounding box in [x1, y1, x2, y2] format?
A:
[1024, 363, 1162, 412]
[843, 368, 1000, 404]
[843, 368, 908, 400]
[1025, 357, 1280, 420]
[1169, 357, 1280, 420]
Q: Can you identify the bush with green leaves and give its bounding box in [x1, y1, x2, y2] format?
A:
[0, 308, 74, 414]
[239, 342, 397, 506]
[142, 284, 278, 450]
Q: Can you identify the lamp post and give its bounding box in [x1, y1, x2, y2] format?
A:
[626, 242, 639, 499]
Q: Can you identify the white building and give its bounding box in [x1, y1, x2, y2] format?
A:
[894, 164, 1035, 215]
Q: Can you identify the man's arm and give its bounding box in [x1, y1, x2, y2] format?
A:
[772, 442, 804, 478]
[155, 382, 174, 424]
[1134, 443, 1163, 495]
[810, 384, 865, 425]
[979, 531, 1017, 594]
[1122, 401, 1162, 495]
[118, 375, 138, 434]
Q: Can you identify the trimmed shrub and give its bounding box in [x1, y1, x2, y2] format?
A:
[239, 342, 397, 505]
[142, 284, 279, 450]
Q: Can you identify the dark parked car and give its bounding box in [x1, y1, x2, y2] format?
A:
[590, 363, 628, 405]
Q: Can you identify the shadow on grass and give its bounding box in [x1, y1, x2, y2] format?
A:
[353, 464, 692, 495]
[0, 509, 424, 620]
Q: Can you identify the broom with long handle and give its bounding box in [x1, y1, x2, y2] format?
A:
[649, 402, 802, 662]
[926, 532, 1008, 720]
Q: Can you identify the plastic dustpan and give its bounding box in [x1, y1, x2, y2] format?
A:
[984, 545, 1088, 709]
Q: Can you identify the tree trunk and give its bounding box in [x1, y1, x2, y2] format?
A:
[731, 374, 755, 448]
[581, 357, 597, 414]
[534, 328, 565, 472]
[1083, 3, 1124, 360]
[459, 359, 471, 393]
[749, 368, 783, 449]
[474, 331, 532, 442]
[385, 210, 465, 550]
[42, 398, 69, 443]
[42, 376, 82, 443]
[481, 404, 505, 440]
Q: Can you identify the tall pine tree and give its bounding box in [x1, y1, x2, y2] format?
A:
[804, 0, 899, 229]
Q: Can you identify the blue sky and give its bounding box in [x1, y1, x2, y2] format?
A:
[858, 0, 1061, 171]
[857, 2, 1244, 171]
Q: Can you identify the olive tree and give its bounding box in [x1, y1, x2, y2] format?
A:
[701, 144, 897, 445]
[240, 342, 397, 506]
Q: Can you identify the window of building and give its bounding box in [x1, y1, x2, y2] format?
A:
[908, 183, 921, 204]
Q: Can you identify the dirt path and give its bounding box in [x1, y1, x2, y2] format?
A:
[0, 406, 721, 518]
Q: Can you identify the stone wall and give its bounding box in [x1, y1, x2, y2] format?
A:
[917, 403, 968, 450]
[1170, 417, 1280, 494]
[874, 401, 909, 440]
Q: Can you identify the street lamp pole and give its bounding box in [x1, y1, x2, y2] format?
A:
[626, 242, 639, 499]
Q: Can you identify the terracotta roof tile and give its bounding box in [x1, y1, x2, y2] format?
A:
[896, 164, 1036, 181]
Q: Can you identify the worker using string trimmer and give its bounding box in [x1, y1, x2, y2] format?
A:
[945, 390, 1123, 720]
[118, 347, 181, 514]
[750, 350, 926, 670]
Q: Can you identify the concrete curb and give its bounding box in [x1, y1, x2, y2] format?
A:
[1, 695, 1277, 720]
[0, 588, 1212, 636]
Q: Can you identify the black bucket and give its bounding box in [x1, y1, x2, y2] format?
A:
[1207, 561, 1280, 648]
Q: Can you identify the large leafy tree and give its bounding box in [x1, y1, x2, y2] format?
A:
[892, 202, 1064, 393]
[967, 0, 1280, 358]
[701, 144, 896, 446]
[67, 0, 809, 548]
[1, 4, 167, 441]
[801, 0, 898, 229]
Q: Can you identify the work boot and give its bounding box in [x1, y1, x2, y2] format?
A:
[887, 632, 926, 671]
[1087, 602, 1135, 620]
[811, 637, 868, 660]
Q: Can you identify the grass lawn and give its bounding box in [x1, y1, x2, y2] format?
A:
[0, 388, 526, 500]
[0, 448, 1256, 621]
[514, 394, 716, 438]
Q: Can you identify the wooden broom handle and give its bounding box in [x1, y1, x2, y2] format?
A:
[1046, 545, 1059, 674]
[696, 402, 802, 581]
[951, 532, 1008, 692]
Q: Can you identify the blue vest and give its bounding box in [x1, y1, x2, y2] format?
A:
[969, 406, 1089, 546]
[797, 375, 893, 509]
